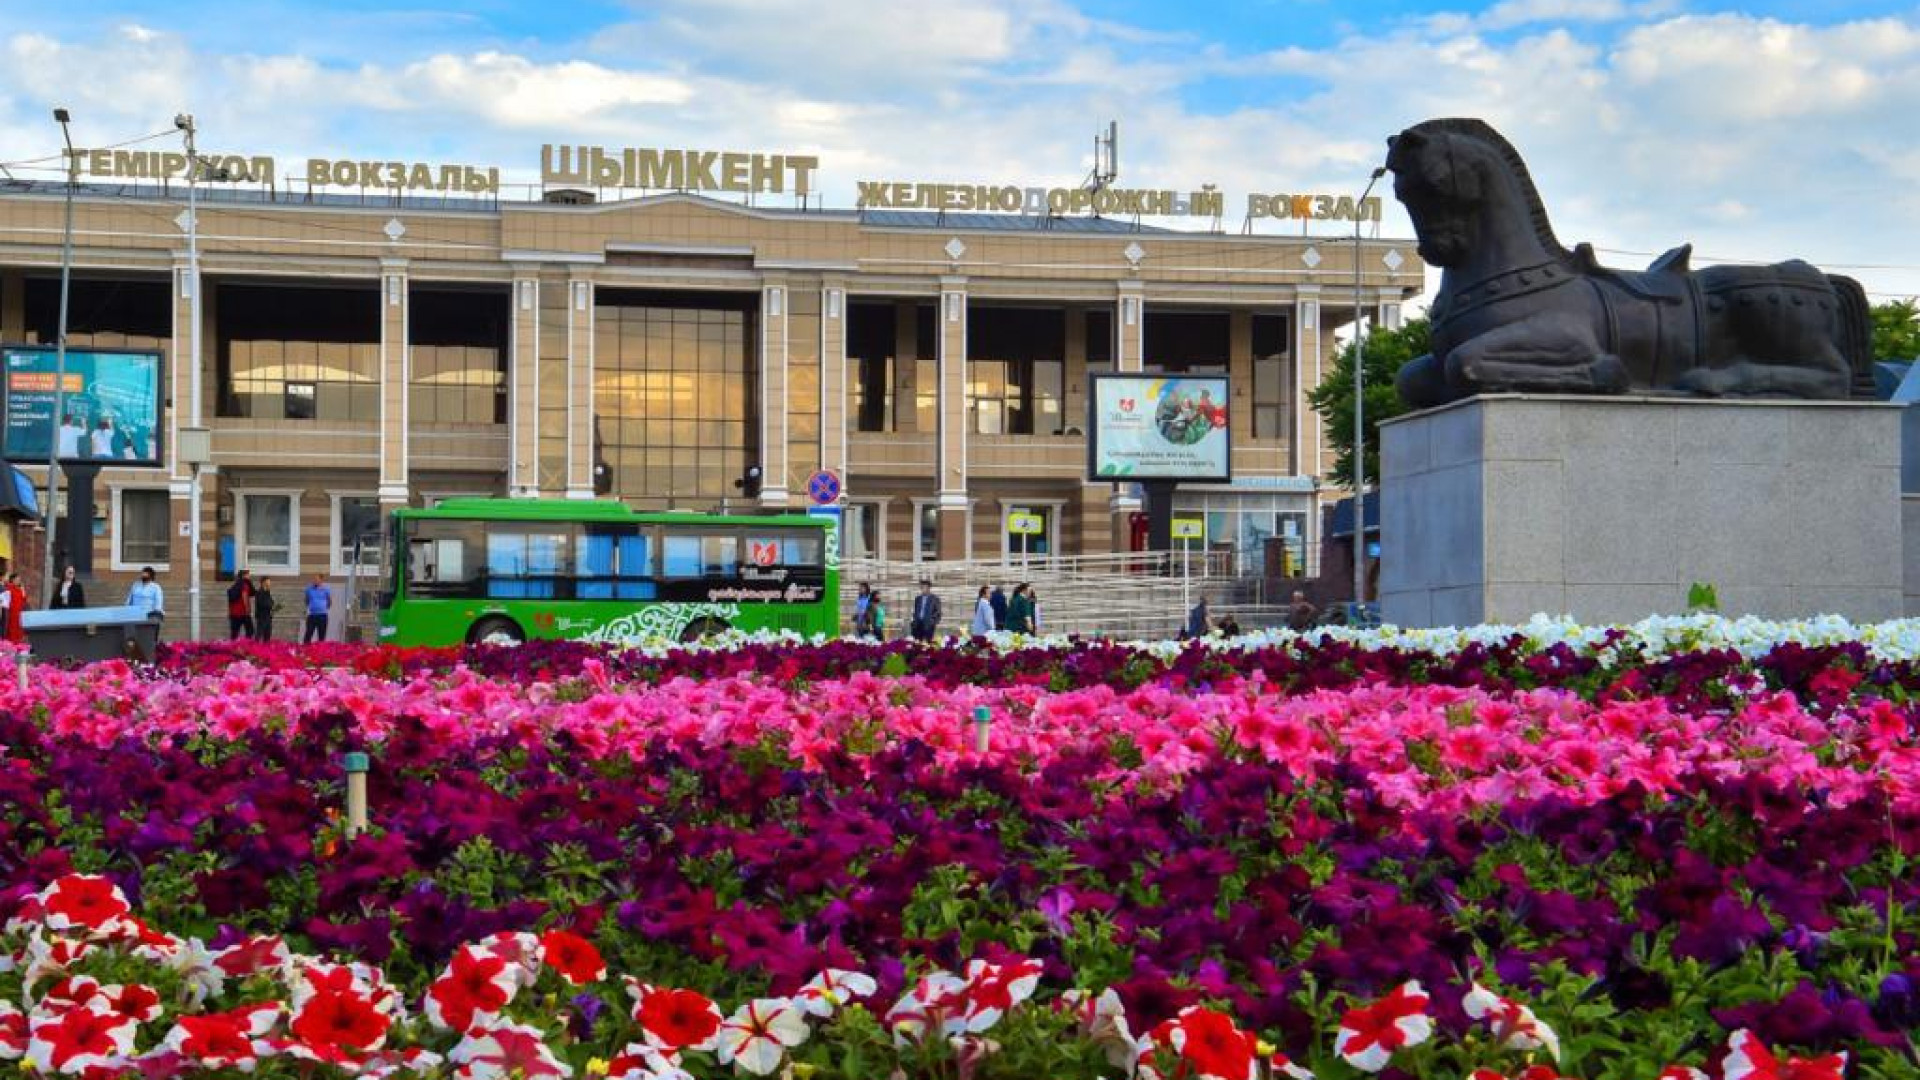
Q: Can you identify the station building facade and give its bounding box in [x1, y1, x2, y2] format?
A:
[0, 170, 1423, 629]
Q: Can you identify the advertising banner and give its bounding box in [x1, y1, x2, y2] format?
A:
[1087, 374, 1230, 482]
[3, 347, 164, 467]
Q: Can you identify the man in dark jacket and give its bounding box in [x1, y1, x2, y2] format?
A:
[910, 581, 942, 642]
[227, 570, 256, 640]
[989, 585, 1008, 630]
[254, 576, 278, 641]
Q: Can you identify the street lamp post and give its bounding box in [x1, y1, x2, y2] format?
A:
[1351, 166, 1386, 609]
[41, 108, 76, 608]
[176, 114, 205, 641]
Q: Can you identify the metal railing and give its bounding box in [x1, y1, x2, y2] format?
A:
[839, 552, 1274, 639]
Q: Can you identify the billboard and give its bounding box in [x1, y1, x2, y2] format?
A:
[2, 347, 164, 467]
[1087, 374, 1231, 482]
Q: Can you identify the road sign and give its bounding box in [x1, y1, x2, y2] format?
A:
[1171, 516, 1206, 541]
[1007, 512, 1044, 536]
[805, 470, 841, 505]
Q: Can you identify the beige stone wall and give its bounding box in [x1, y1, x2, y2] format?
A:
[0, 184, 1425, 621]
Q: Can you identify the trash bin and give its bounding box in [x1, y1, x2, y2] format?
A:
[22, 606, 164, 663]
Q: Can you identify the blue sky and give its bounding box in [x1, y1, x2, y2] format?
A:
[3, 1, 1919, 303]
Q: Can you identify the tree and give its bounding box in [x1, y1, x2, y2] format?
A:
[1872, 298, 1920, 363]
[1308, 317, 1429, 492]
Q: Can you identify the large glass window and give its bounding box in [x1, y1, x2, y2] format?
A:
[577, 524, 656, 600]
[238, 493, 296, 572]
[594, 294, 755, 506]
[1253, 313, 1292, 441]
[116, 489, 171, 567]
[405, 519, 485, 597]
[847, 302, 897, 433]
[334, 495, 383, 573]
[1144, 309, 1230, 376]
[485, 525, 572, 599]
[219, 284, 380, 421]
[844, 503, 881, 560]
[968, 307, 1065, 436]
[411, 289, 509, 424]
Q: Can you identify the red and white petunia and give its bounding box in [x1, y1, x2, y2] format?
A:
[0, 1000, 27, 1060]
[36, 876, 133, 938]
[362, 1047, 447, 1080]
[607, 1042, 696, 1080]
[1463, 983, 1561, 1061]
[794, 968, 878, 1017]
[37, 976, 164, 1027]
[1142, 1006, 1259, 1080]
[285, 963, 397, 1065]
[958, 957, 1043, 1033]
[624, 980, 723, 1052]
[712, 997, 810, 1076]
[26, 998, 138, 1076]
[160, 1002, 282, 1071]
[539, 929, 606, 986]
[1722, 1029, 1848, 1080]
[449, 1020, 572, 1080]
[1657, 1068, 1707, 1080]
[885, 970, 971, 1046]
[212, 935, 293, 981]
[427, 944, 523, 1034]
[473, 931, 545, 988]
[1062, 988, 1138, 1069]
[1468, 1067, 1563, 1080]
[1269, 1050, 1316, 1080]
[19, 931, 94, 992]
[1334, 981, 1433, 1073]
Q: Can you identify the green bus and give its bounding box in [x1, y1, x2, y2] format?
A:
[376, 498, 839, 647]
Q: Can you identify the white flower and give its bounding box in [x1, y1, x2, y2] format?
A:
[794, 969, 877, 1017]
[712, 998, 809, 1076]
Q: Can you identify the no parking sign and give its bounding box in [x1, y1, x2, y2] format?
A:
[806, 470, 841, 505]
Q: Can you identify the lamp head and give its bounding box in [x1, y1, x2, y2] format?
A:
[52, 108, 70, 124]
[1370, 166, 1388, 180]
[173, 113, 191, 131]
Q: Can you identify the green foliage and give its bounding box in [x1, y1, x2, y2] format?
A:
[1871, 297, 1920, 363]
[1308, 317, 1430, 491]
[1686, 582, 1720, 613]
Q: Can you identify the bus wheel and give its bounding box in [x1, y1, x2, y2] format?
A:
[680, 618, 729, 643]
[468, 617, 525, 646]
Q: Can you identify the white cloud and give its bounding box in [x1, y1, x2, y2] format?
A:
[0, 3, 1916, 302]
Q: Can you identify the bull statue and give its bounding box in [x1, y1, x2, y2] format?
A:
[1388, 118, 1872, 408]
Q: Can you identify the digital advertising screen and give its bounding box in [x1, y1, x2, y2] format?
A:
[2, 346, 164, 467]
[1087, 374, 1231, 482]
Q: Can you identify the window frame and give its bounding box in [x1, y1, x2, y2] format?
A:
[110, 486, 173, 572]
[233, 488, 303, 577]
[330, 492, 385, 577]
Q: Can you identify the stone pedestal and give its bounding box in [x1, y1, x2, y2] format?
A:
[1379, 395, 1902, 627]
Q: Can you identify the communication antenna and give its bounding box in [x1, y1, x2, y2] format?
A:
[1088, 121, 1119, 194]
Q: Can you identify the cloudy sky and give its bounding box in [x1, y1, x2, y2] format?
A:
[2, 1, 1918, 303]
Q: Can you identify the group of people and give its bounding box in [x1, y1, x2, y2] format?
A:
[847, 580, 1042, 641]
[225, 569, 334, 642]
[56, 413, 152, 461]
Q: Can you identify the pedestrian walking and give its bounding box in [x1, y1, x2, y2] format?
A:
[50, 565, 85, 610]
[868, 593, 888, 640]
[226, 570, 256, 640]
[852, 582, 873, 638]
[254, 576, 277, 641]
[910, 580, 942, 642]
[1026, 585, 1041, 635]
[989, 584, 1008, 630]
[1005, 584, 1033, 635]
[126, 566, 164, 638]
[1185, 596, 1211, 639]
[1, 570, 23, 644]
[1286, 590, 1319, 632]
[303, 574, 333, 644]
[970, 586, 995, 636]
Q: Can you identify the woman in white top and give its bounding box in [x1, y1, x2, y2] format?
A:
[970, 586, 995, 636]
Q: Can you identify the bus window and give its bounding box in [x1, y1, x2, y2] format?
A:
[579, 524, 657, 600]
[405, 519, 486, 598]
[663, 530, 736, 577]
[487, 525, 572, 599]
[743, 531, 823, 569]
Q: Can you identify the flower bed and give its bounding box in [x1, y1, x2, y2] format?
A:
[0, 620, 1916, 1077]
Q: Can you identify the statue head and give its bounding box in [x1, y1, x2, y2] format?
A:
[1385, 126, 1483, 268]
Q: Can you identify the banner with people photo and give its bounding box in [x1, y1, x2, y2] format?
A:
[1, 347, 164, 467]
[1087, 374, 1230, 481]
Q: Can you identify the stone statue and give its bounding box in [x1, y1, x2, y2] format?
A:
[1388, 118, 1872, 408]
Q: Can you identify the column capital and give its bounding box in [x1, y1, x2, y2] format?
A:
[938, 274, 968, 290]
[378, 255, 409, 272]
